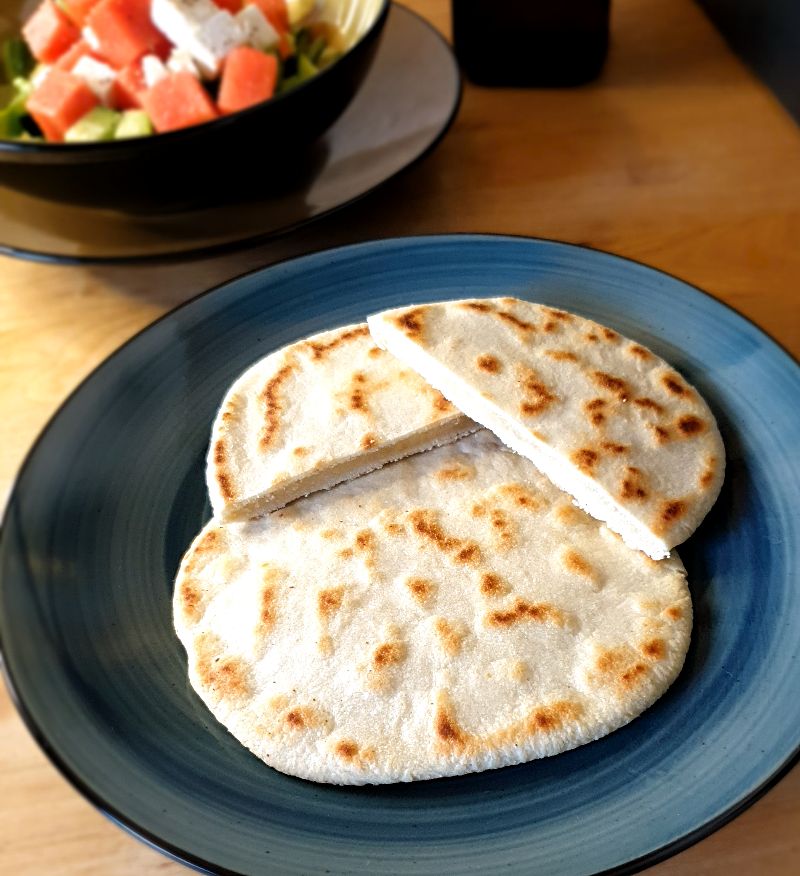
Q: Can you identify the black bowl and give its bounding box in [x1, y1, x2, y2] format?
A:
[0, 0, 389, 212]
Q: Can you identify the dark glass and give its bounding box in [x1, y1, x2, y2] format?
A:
[452, 1, 610, 86]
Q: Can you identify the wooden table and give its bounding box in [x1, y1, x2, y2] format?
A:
[2, 1, 799, 872]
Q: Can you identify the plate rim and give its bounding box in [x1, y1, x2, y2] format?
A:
[0, 5, 462, 267]
[2, 232, 799, 876]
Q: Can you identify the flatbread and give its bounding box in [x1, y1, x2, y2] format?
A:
[176, 431, 692, 785]
[207, 323, 476, 520]
[367, 298, 725, 559]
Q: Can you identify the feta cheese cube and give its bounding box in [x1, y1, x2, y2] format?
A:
[81, 26, 101, 52]
[141, 54, 169, 88]
[151, 0, 218, 48]
[31, 64, 52, 88]
[191, 11, 245, 77]
[166, 48, 200, 78]
[236, 5, 279, 51]
[71, 56, 118, 104]
[152, 0, 245, 78]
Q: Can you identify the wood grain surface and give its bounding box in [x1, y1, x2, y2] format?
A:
[1, 1, 798, 873]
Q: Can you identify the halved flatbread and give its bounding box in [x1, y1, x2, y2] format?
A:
[207, 323, 476, 520]
[368, 299, 725, 559]
[176, 431, 692, 785]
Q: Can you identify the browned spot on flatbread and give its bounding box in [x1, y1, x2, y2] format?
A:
[332, 739, 376, 767]
[435, 463, 474, 481]
[627, 344, 652, 360]
[373, 641, 405, 668]
[480, 572, 509, 597]
[589, 645, 650, 696]
[406, 577, 434, 604]
[649, 423, 672, 445]
[660, 372, 691, 398]
[292, 445, 310, 457]
[562, 548, 596, 581]
[182, 528, 222, 579]
[584, 397, 607, 427]
[433, 618, 465, 656]
[488, 599, 565, 628]
[543, 320, 558, 333]
[476, 354, 502, 373]
[408, 510, 481, 564]
[518, 366, 558, 417]
[620, 466, 648, 502]
[664, 604, 684, 621]
[349, 373, 369, 414]
[654, 498, 689, 534]
[257, 567, 281, 637]
[529, 701, 581, 732]
[487, 507, 516, 551]
[591, 370, 629, 400]
[461, 301, 492, 313]
[306, 325, 370, 360]
[367, 345, 383, 358]
[355, 529, 375, 552]
[497, 309, 537, 335]
[640, 638, 666, 661]
[320, 528, 340, 540]
[384, 521, 405, 536]
[179, 578, 203, 623]
[496, 483, 542, 510]
[544, 349, 579, 362]
[454, 542, 482, 565]
[585, 331, 599, 342]
[676, 414, 707, 438]
[360, 432, 377, 450]
[335, 740, 359, 759]
[338, 547, 354, 559]
[258, 363, 294, 452]
[194, 634, 251, 703]
[433, 694, 468, 752]
[508, 660, 528, 682]
[393, 308, 425, 340]
[543, 307, 573, 323]
[431, 391, 454, 413]
[602, 328, 620, 342]
[601, 441, 629, 455]
[317, 585, 344, 619]
[282, 705, 329, 732]
[699, 456, 717, 489]
[634, 397, 665, 414]
[571, 447, 599, 474]
[554, 502, 584, 526]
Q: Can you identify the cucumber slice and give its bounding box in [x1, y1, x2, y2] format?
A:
[0, 82, 31, 139]
[65, 106, 121, 142]
[114, 109, 153, 139]
[297, 54, 318, 81]
[2, 38, 35, 84]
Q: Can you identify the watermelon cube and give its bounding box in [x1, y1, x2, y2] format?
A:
[22, 0, 81, 64]
[87, 0, 166, 68]
[26, 68, 99, 140]
[248, 0, 289, 34]
[142, 72, 218, 132]
[59, 0, 103, 27]
[109, 59, 147, 109]
[55, 39, 100, 71]
[218, 46, 277, 114]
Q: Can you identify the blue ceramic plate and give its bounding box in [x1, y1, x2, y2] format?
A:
[2, 235, 799, 875]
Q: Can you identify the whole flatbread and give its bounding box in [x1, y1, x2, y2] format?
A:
[207, 323, 475, 520]
[176, 432, 692, 785]
[368, 298, 725, 559]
